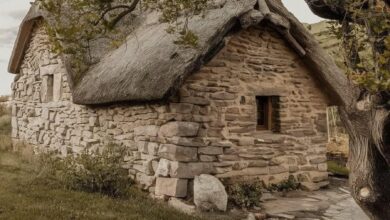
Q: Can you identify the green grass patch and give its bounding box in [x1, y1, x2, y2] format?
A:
[327, 160, 349, 177]
[0, 151, 206, 220]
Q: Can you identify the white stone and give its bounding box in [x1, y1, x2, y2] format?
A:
[194, 174, 228, 212]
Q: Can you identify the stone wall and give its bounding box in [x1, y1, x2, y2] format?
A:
[12, 21, 329, 198]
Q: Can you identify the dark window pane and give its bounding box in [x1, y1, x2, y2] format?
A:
[256, 96, 268, 128]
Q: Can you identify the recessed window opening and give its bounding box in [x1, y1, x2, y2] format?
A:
[256, 96, 279, 131]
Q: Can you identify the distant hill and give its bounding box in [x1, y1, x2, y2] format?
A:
[306, 21, 343, 66]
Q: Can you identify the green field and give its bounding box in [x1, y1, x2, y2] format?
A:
[0, 105, 200, 220]
[0, 151, 205, 220]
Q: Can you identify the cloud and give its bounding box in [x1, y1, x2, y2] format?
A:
[0, 27, 18, 47]
[5, 9, 27, 21]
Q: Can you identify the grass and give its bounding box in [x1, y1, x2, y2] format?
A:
[0, 105, 200, 220]
[327, 160, 349, 177]
[0, 104, 11, 152]
[0, 151, 205, 220]
[0, 96, 9, 103]
[0, 106, 238, 220]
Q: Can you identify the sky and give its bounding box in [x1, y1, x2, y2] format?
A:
[0, 0, 324, 96]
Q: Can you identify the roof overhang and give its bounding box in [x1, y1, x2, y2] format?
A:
[8, 4, 43, 74]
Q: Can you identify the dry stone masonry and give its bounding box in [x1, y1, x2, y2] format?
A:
[11, 22, 330, 203]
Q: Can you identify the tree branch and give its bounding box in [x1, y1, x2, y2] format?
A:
[93, 5, 135, 26]
[107, 0, 140, 29]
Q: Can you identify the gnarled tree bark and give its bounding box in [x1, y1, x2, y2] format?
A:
[299, 0, 390, 219]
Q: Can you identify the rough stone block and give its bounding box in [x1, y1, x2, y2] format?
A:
[198, 146, 223, 155]
[167, 137, 205, 147]
[309, 172, 328, 183]
[181, 97, 210, 106]
[147, 142, 159, 156]
[200, 155, 217, 162]
[216, 167, 268, 178]
[158, 144, 198, 162]
[134, 125, 159, 137]
[170, 162, 215, 179]
[269, 166, 288, 175]
[169, 103, 194, 114]
[309, 156, 327, 164]
[159, 121, 200, 137]
[137, 141, 149, 154]
[155, 178, 188, 198]
[210, 92, 236, 100]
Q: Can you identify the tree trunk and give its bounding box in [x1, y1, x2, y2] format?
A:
[265, 1, 390, 219]
[339, 106, 390, 220]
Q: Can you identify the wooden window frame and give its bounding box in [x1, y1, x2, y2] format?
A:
[256, 96, 273, 131]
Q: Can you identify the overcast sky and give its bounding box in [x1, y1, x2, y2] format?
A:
[0, 0, 324, 96]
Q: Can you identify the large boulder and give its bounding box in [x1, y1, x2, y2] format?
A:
[193, 174, 228, 212]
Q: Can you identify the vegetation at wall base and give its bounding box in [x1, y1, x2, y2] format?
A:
[0, 151, 210, 220]
[36, 144, 133, 197]
[267, 175, 300, 193]
[226, 180, 263, 209]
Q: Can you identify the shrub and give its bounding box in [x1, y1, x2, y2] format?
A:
[267, 175, 300, 192]
[37, 144, 133, 197]
[226, 181, 263, 209]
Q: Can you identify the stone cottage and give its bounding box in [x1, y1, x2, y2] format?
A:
[8, 0, 335, 200]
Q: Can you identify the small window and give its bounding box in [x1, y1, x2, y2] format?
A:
[41, 75, 53, 103]
[256, 96, 279, 131]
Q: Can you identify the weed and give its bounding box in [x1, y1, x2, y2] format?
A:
[226, 181, 263, 209]
[267, 175, 300, 192]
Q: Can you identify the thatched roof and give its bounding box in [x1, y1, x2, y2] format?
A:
[8, 0, 355, 106]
